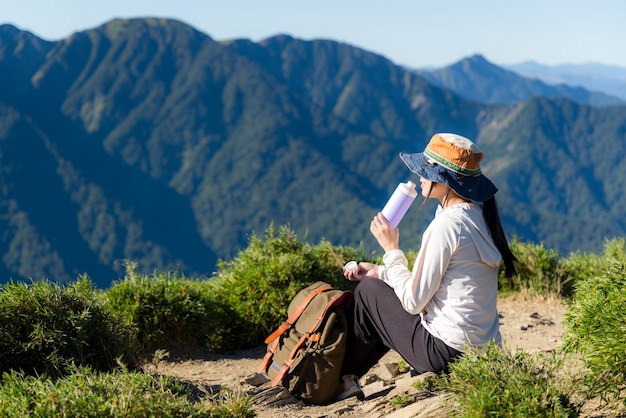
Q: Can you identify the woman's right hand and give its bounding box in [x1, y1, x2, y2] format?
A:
[344, 262, 380, 281]
[370, 212, 400, 253]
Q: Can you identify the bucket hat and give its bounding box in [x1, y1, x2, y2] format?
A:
[399, 133, 497, 202]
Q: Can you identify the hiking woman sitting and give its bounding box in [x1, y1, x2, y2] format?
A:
[341, 133, 517, 379]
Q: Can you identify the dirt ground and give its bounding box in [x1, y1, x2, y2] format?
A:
[143, 295, 617, 417]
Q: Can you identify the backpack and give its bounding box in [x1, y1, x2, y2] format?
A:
[257, 281, 352, 404]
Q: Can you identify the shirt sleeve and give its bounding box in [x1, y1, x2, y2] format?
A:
[381, 211, 459, 314]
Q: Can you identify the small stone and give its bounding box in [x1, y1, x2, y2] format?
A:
[378, 362, 400, 380]
[362, 374, 381, 385]
[391, 374, 416, 395]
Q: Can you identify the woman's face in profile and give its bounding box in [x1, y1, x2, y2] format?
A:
[419, 177, 448, 201]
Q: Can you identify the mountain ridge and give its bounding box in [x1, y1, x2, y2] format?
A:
[504, 60, 626, 101]
[417, 54, 624, 107]
[1, 18, 625, 287]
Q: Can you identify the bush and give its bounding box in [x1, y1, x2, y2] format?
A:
[210, 224, 362, 350]
[601, 237, 626, 263]
[501, 239, 567, 295]
[558, 251, 603, 296]
[562, 262, 626, 407]
[105, 226, 369, 354]
[0, 366, 253, 417]
[560, 238, 626, 297]
[439, 342, 578, 417]
[106, 262, 224, 354]
[504, 237, 626, 297]
[0, 277, 133, 378]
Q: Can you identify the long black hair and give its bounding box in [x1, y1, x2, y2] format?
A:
[482, 196, 517, 278]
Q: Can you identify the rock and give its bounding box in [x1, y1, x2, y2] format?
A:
[390, 374, 417, 396]
[385, 393, 455, 418]
[378, 361, 401, 380]
[362, 373, 382, 385]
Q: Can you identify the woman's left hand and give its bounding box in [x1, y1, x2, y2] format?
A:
[370, 212, 400, 252]
[344, 262, 379, 281]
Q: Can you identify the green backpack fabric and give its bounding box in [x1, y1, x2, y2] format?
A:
[257, 281, 352, 405]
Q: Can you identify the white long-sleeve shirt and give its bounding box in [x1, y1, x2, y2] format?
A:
[379, 202, 502, 352]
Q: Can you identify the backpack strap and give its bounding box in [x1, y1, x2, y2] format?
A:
[257, 284, 334, 374]
[263, 284, 334, 345]
[269, 291, 345, 386]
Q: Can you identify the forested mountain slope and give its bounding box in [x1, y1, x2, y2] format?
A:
[1, 18, 625, 287]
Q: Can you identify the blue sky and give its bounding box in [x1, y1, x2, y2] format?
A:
[4, 0, 625, 69]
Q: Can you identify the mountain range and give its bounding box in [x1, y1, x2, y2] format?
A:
[1, 18, 625, 288]
[417, 54, 625, 107]
[504, 60, 626, 102]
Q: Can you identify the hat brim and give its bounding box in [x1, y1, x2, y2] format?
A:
[399, 152, 497, 202]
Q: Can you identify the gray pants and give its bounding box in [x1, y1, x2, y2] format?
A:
[341, 278, 461, 377]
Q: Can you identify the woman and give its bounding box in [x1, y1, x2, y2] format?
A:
[338, 133, 516, 399]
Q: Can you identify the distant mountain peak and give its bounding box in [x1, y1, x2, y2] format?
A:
[83, 17, 215, 44]
[260, 33, 295, 44]
[465, 54, 489, 63]
[417, 54, 624, 106]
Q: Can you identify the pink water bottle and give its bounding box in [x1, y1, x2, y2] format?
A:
[381, 181, 417, 229]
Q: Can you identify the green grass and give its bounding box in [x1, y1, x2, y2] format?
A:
[439, 342, 578, 417]
[390, 394, 415, 408]
[106, 261, 224, 353]
[0, 365, 254, 417]
[501, 238, 566, 295]
[563, 262, 626, 407]
[0, 276, 134, 378]
[1, 225, 626, 416]
[499, 237, 626, 297]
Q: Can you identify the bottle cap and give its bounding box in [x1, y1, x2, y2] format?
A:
[344, 261, 358, 272]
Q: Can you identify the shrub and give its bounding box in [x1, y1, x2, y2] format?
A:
[560, 238, 626, 297]
[439, 342, 578, 417]
[106, 262, 224, 354]
[501, 239, 567, 295]
[496, 237, 626, 297]
[558, 251, 603, 296]
[601, 237, 626, 263]
[210, 224, 362, 350]
[106, 226, 369, 353]
[562, 262, 626, 407]
[0, 277, 133, 378]
[0, 366, 254, 417]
